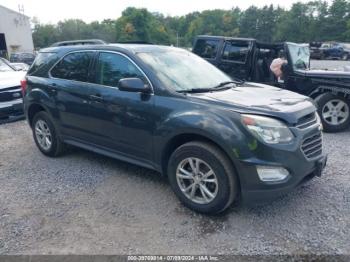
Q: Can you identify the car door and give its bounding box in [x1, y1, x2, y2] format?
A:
[49, 51, 96, 141]
[87, 51, 155, 162]
[283, 43, 313, 96]
[217, 40, 252, 80]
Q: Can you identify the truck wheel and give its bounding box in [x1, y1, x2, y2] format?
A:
[167, 141, 238, 214]
[315, 93, 350, 132]
[32, 111, 66, 157]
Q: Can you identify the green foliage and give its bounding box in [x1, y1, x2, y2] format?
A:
[32, 0, 350, 49]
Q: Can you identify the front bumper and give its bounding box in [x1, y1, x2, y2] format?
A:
[240, 154, 327, 204]
[235, 120, 327, 205]
[0, 99, 25, 123]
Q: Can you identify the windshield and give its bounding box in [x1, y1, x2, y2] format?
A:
[0, 59, 15, 72]
[287, 43, 310, 70]
[137, 49, 232, 92]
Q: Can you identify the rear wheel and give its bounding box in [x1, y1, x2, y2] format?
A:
[315, 93, 350, 132]
[32, 111, 65, 157]
[168, 141, 238, 214]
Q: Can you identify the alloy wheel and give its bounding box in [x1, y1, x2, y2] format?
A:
[176, 157, 218, 204]
[35, 119, 52, 151]
[322, 99, 349, 126]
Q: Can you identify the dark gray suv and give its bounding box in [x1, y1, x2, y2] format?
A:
[23, 44, 327, 214]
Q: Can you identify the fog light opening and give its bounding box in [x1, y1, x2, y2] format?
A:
[256, 166, 290, 182]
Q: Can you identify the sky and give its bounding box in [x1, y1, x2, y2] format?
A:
[0, 0, 331, 24]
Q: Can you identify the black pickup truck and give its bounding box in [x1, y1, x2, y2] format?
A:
[193, 35, 350, 132]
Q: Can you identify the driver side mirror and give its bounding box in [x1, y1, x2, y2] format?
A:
[118, 78, 151, 93]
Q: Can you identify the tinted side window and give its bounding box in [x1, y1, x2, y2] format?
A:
[96, 52, 144, 87]
[222, 41, 250, 62]
[193, 39, 220, 59]
[51, 52, 93, 82]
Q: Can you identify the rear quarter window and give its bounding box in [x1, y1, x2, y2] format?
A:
[27, 52, 57, 77]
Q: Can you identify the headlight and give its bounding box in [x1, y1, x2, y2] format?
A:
[241, 114, 294, 144]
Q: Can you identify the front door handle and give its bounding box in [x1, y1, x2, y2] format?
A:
[89, 94, 104, 102]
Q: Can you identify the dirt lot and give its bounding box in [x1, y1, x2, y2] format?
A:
[0, 118, 349, 255]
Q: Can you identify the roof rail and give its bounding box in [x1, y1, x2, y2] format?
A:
[115, 41, 154, 45]
[50, 39, 107, 47]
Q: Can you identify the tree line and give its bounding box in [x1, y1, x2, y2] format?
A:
[32, 0, 350, 48]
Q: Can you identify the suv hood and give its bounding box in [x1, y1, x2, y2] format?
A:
[0, 71, 26, 89]
[189, 82, 316, 124]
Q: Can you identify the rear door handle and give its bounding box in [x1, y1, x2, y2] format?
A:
[89, 94, 104, 102]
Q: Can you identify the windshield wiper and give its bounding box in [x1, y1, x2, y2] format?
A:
[177, 81, 239, 94]
[212, 81, 239, 89]
[180, 85, 235, 93]
[230, 78, 246, 85]
[177, 88, 219, 93]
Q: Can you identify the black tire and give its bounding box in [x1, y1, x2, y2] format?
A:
[32, 111, 65, 157]
[315, 93, 350, 133]
[167, 141, 238, 214]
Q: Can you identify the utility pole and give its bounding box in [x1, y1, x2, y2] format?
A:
[176, 31, 179, 47]
[18, 4, 26, 25]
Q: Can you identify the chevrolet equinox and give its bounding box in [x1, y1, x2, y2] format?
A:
[23, 44, 327, 214]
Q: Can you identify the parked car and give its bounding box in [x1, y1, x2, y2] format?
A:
[0, 58, 25, 123]
[23, 44, 326, 214]
[9, 52, 36, 65]
[0, 57, 30, 71]
[10, 62, 30, 71]
[320, 42, 350, 60]
[309, 42, 323, 60]
[193, 36, 350, 132]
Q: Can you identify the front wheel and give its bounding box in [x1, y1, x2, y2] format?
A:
[168, 141, 238, 214]
[315, 93, 350, 132]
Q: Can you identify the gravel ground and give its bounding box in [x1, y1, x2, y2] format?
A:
[0, 120, 349, 255]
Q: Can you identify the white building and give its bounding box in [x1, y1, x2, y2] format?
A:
[0, 5, 34, 57]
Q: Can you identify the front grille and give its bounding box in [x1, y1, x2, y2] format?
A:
[296, 112, 317, 129]
[0, 86, 22, 102]
[301, 132, 323, 159]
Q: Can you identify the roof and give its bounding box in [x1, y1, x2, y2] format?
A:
[40, 43, 180, 54]
[0, 5, 30, 19]
[196, 35, 290, 49]
[196, 35, 256, 42]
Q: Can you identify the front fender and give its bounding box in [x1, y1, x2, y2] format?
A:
[154, 108, 252, 169]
